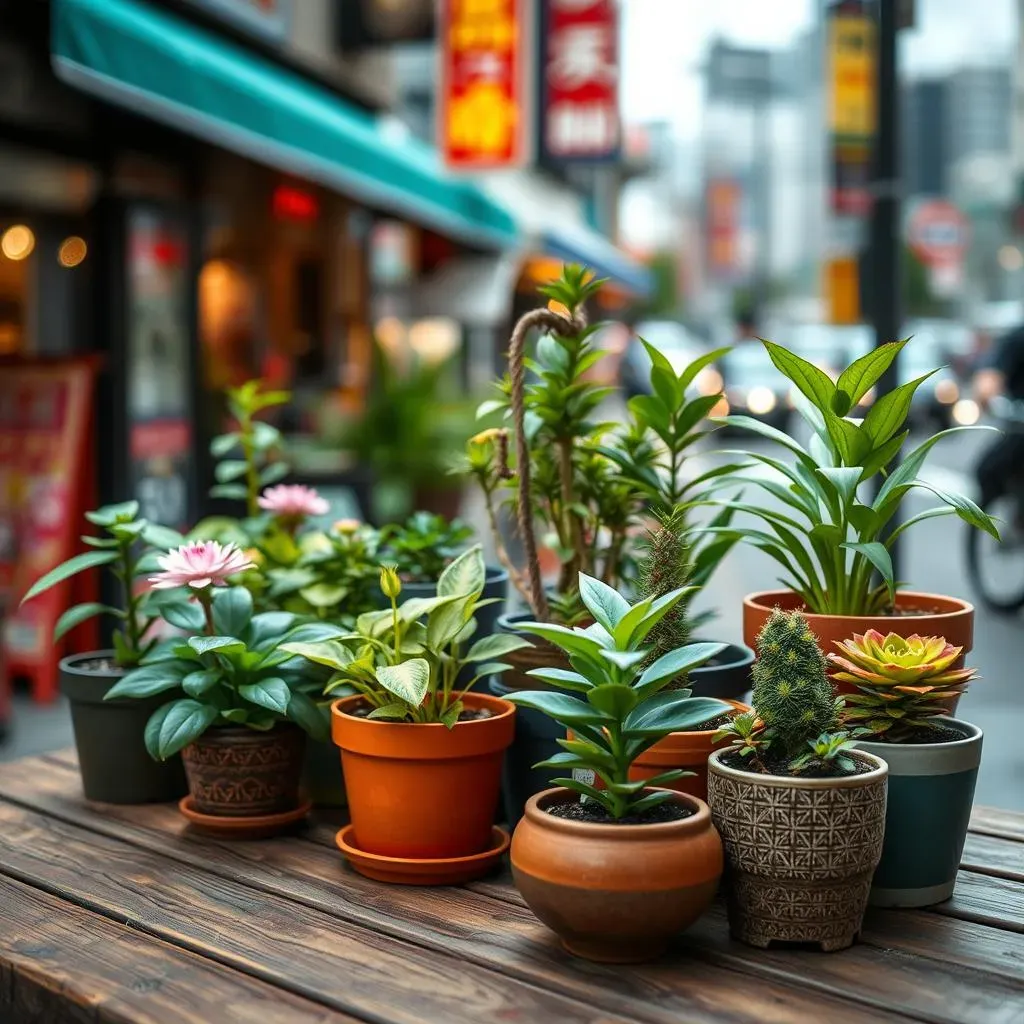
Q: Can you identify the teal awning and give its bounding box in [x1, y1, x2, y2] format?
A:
[52, 0, 519, 249]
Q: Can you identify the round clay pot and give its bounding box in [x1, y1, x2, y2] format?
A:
[688, 641, 755, 700]
[60, 651, 186, 804]
[331, 691, 515, 860]
[743, 590, 974, 706]
[629, 700, 751, 803]
[511, 787, 723, 963]
[181, 724, 306, 817]
[707, 748, 888, 952]
[855, 719, 982, 908]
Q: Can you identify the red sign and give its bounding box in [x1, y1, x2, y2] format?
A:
[908, 199, 970, 267]
[439, 0, 532, 170]
[273, 184, 320, 222]
[540, 0, 620, 163]
[706, 179, 741, 279]
[1, 358, 99, 703]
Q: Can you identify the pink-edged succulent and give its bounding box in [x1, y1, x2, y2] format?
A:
[828, 630, 977, 742]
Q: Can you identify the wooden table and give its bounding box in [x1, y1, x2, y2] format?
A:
[1, 751, 1022, 1024]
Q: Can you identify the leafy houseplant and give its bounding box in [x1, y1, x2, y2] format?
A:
[714, 339, 994, 655]
[379, 512, 473, 582]
[830, 630, 983, 908]
[290, 547, 525, 878]
[20, 500, 187, 804]
[707, 608, 888, 952]
[107, 542, 343, 822]
[507, 573, 729, 963]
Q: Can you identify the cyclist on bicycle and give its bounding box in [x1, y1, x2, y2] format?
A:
[972, 323, 1024, 505]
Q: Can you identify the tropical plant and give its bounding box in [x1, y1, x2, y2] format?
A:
[828, 630, 977, 742]
[708, 339, 999, 616]
[507, 573, 730, 819]
[19, 500, 185, 668]
[282, 546, 530, 728]
[105, 581, 344, 760]
[379, 511, 474, 582]
[714, 608, 862, 775]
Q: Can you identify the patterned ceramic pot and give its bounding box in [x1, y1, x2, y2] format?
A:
[181, 724, 306, 817]
[707, 748, 888, 952]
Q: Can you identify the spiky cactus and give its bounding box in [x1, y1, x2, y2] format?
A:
[752, 609, 839, 761]
[637, 508, 693, 686]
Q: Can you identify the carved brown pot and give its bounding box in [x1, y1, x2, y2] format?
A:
[181, 724, 306, 817]
[707, 748, 888, 952]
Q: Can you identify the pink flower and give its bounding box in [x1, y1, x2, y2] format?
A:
[257, 484, 329, 519]
[150, 541, 256, 590]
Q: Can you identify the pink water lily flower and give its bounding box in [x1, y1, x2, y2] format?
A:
[150, 540, 256, 590]
[257, 484, 329, 519]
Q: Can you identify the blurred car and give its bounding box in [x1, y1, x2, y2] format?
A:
[619, 319, 719, 400]
[719, 340, 792, 431]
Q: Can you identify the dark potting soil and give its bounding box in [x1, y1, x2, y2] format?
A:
[720, 750, 875, 779]
[874, 724, 968, 745]
[348, 702, 493, 723]
[692, 711, 740, 733]
[545, 800, 694, 826]
[74, 656, 120, 673]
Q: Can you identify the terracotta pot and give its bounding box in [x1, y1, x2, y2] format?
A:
[181, 724, 305, 817]
[707, 748, 888, 951]
[331, 691, 515, 859]
[511, 787, 723, 963]
[628, 700, 751, 802]
[743, 590, 974, 705]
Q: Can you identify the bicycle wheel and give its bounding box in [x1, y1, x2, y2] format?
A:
[965, 492, 1024, 613]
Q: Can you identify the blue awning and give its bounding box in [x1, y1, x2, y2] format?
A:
[543, 224, 654, 297]
[51, 0, 519, 249]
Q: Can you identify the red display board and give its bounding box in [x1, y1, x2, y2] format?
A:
[1, 357, 99, 703]
[438, 0, 533, 170]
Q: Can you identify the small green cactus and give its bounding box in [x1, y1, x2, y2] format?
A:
[752, 608, 839, 762]
[637, 508, 694, 686]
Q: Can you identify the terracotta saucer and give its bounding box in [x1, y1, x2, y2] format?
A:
[178, 796, 312, 840]
[335, 825, 510, 885]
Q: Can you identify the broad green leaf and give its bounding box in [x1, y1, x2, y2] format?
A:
[85, 500, 139, 527]
[639, 337, 682, 405]
[188, 636, 245, 656]
[505, 690, 610, 726]
[598, 649, 648, 672]
[836, 341, 907, 407]
[578, 573, 630, 632]
[860, 430, 909, 480]
[105, 664, 187, 700]
[141, 523, 186, 550]
[247, 611, 298, 650]
[636, 642, 725, 695]
[259, 462, 290, 486]
[677, 345, 732, 391]
[210, 432, 239, 457]
[886, 505, 959, 544]
[623, 693, 732, 736]
[21, 550, 118, 603]
[145, 699, 218, 760]
[763, 340, 835, 409]
[823, 408, 870, 466]
[716, 415, 815, 465]
[908, 481, 1000, 540]
[278, 622, 349, 646]
[587, 683, 639, 719]
[816, 466, 862, 506]
[515, 621, 604, 662]
[182, 669, 221, 698]
[239, 677, 291, 715]
[212, 586, 253, 637]
[54, 602, 120, 641]
[846, 503, 880, 538]
[628, 393, 670, 434]
[209, 483, 247, 501]
[159, 601, 206, 633]
[280, 640, 353, 671]
[863, 370, 937, 445]
[214, 459, 248, 483]
[843, 541, 896, 603]
[427, 593, 475, 649]
[398, 594, 461, 624]
[376, 658, 430, 706]
[251, 420, 282, 449]
[465, 633, 533, 662]
[437, 544, 486, 598]
[621, 587, 694, 646]
[366, 702, 411, 721]
[298, 583, 346, 609]
[610, 596, 653, 648]
[440, 699, 464, 729]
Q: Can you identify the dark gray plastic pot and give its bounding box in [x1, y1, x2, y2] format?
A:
[60, 651, 187, 804]
[688, 641, 755, 700]
[854, 719, 982, 907]
[302, 736, 347, 808]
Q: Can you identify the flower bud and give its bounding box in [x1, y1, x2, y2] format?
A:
[333, 518, 361, 535]
[379, 564, 402, 600]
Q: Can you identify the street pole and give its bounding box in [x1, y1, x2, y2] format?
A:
[869, 0, 903, 572]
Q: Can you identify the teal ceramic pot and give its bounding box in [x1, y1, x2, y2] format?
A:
[854, 719, 982, 908]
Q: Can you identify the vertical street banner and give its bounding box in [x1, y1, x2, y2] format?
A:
[1, 357, 99, 703]
[538, 0, 620, 163]
[439, 0, 533, 170]
[706, 178, 741, 282]
[826, 1, 876, 324]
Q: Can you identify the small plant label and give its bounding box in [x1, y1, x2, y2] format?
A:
[572, 767, 596, 786]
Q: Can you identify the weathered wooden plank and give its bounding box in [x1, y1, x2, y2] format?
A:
[0, 757, 1008, 1024]
[962, 832, 1024, 882]
[0, 874, 352, 1024]
[970, 806, 1024, 843]
[0, 801, 644, 1024]
[935, 871, 1024, 934]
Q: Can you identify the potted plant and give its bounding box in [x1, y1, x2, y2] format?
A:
[710, 340, 996, 663]
[707, 608, 888, 951]
[284, 546, 529, 883]
[19, 500, 188, 804]
[830, 629, 981, 907]
[506, 572, 731, 963]
[379, 512, 509, 639]
[105, 541, 342, 837]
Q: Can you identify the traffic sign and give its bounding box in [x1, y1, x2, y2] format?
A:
[907, 199, 969, 267]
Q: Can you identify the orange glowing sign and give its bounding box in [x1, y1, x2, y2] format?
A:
[439, 0, 532, 170]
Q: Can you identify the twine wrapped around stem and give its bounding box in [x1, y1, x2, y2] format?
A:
[507, 305, 588, 621]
